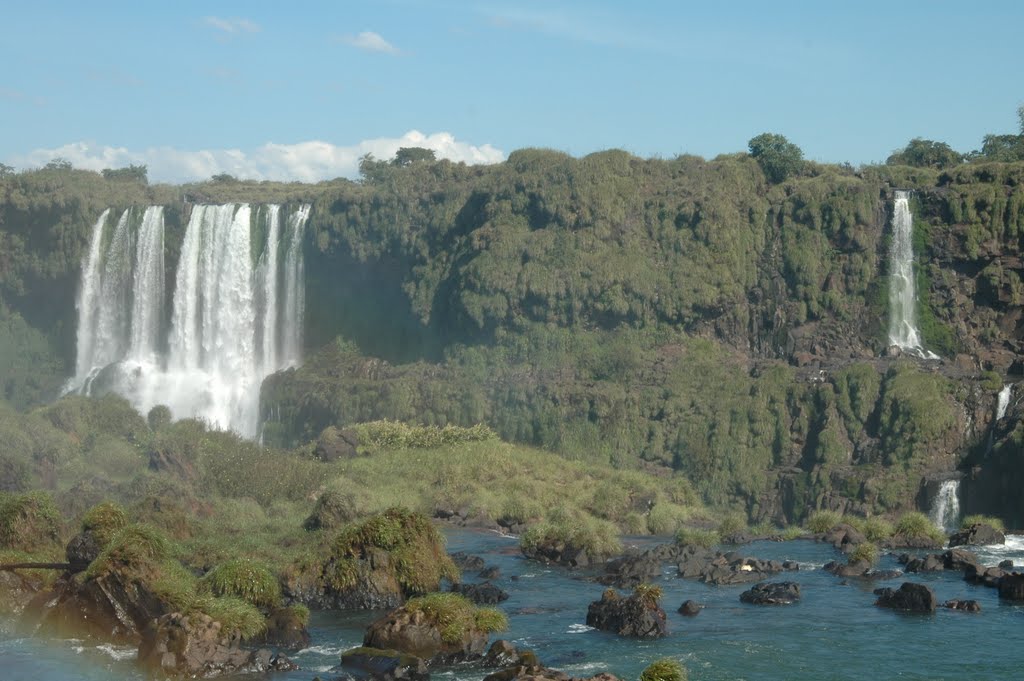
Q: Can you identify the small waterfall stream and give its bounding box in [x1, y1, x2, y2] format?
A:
[929, 479, 961, 532]
[888, 190, 938, 359]
[996, 383, 1013, 421]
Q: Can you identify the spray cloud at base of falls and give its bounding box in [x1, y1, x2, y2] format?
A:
[67, 203, 310, 438]
[887, 190, 938, 359]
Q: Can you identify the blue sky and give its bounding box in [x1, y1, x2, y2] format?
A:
[2, 0, 1021, 182]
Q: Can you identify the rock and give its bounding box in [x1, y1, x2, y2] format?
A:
[585, 588, 668, 639]
[674, 545, 795, 586]
[942, 599, 981, 612]
[450, 581, 509, 605]
[0, 570, 43, 615]
[999, 559, 1014, 569]
[138, 612, 295, 677]
[254, 607, 311, 651]
[886, 533, 944, 550]
[963, 564, 1006, 588]
[363, 603, 489, 664]
[450, 552, 486, 572]
[303, 490, 358, 532]
[678, 600, 702, 616]
[739, 581, 801, 605]
[315, 426, 360, 462]
[599, 545, 682, 588]
[522, 536, 593, 568]
[483, 639, 540, 668]
[823, 524, 866, 552]
[873, 582, 937, 613]
[340, 646, 429, 681]
[942, 548, 981, 572]
[27, 571, 166, 643]
[948, 523, 1006, 547]
[997, 573, 1024, 601]
[65, 530, 102, 569]
[478, 565, 502, 580]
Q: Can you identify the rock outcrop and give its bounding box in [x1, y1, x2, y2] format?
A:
[873, 582, 937, 613]
[948, 523, 1005, 547]
[739, 581, 801, 605]
[585, 588, 668, 639]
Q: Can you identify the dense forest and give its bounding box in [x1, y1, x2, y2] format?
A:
[3, 119, 1024, 528]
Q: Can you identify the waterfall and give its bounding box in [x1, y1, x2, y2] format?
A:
[997, 383, 1013, 420]
[887, 191, 938, 359]
[929, 479, 960, 533]
[67, 203, 310, 438]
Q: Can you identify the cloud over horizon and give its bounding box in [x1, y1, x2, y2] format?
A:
[8, 131, 505, 183]
[340, 31, 401, 54]
[203, 16, 261, 34]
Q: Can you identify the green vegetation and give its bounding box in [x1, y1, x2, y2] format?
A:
[887, 139, 964, 168]
[748, 132, 804, 182]
[520, 508, 623, 560]
[893, 512, 946, 545]
[351, 420, 496, 449]
[200, 558, 282, 608]
[675, 527, 720, 549]
[847, 541, 878, 565]
[805, 510, 842, 534]
[81, 501, 129, 547]
[0, 490, 62, 551]
[403, 592, 507, 643]
[640, 658, 688, 681]
[633, 583, 664, 608]
[961, 514, 1005, 531]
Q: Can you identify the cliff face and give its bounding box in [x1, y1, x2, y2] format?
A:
[3, 157, 1024, 522]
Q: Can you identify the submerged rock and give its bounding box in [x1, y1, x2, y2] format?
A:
[997, 573, 1024, 601]
[340, 646, 429, 681]
[942, 599, 981, 612]
[363, 600, 490, 664]
[873, 582, 937, 613]
[678, 599, 703, 616]
[739, 581, 801, 605]
[585, 588, 668, 639]
[450, 581, 509, 605]
[254, 606, 311, 651]
[676, 546, 798, 586]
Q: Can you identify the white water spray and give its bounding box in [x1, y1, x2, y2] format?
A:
[888, 191, 938, 359]
[68, 203, 310, 438]
[997, 384, 1013, 421]
[72, 209, 110, 386]
[929, 479, 960, 533]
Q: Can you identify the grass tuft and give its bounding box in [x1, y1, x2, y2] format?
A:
[200, 558, 282, 608]
[675, 527, 720, 549]
[961, 514, 1005, 532]
[81, 501, 129, 547]
[847, 541, 878, 565]
[404, 592, 506, 644]
[894, 511, 946, 545]
[0, 491, 62, 551]
[805, 510, 842, 533]
[640, 658, 688, 681]
[84, 523, 172, 578]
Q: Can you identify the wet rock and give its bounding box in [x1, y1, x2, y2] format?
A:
[997, 573, 1024, 601]
[450, 581, 509, 605]
[363, 603, 489, 664]
[874, 582, 937, 613]
[483, 639, 540, 668]
[823, 524, 866, 552]
[678, 600, 702, 616]
[450, 552, 486, 572]
[522, 536, 594, 568]
[676, 546, 796, 586]
[942, 599, 981, 612]
[963, 564, 1006, 588]
[65, 530, 102, 570]
[739, 581, 801, 605]
[478, 565, 502, 580]
[949, 523, 1006, 547]
[998, 559, 1014, 569]
[585, 588, 668, 639]
[340, 646, 429, 681]
[138, 612, 295, 677]
[824, 560, 871, 577]
[254, 606, 311, 651]
[0, 570, 43, 615]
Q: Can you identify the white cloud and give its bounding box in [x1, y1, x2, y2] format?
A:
[340, 31, 401, 55]
[203, 16, 261, 34]
[9, 131, 505, 183]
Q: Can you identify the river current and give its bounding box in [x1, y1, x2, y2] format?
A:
[3, 530, 1023, 680]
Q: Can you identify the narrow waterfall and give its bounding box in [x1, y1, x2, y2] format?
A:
[68, 203, 310, 438]
[888, 191, 938, 359]
[929, 479, 961, 532]
[997, 383, 1013, 421]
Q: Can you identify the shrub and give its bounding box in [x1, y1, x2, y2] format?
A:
[640, 658, 687, 681]
[352, 420, 496, 449]
[718, 512, 748, 537]
[646, 503, 689, 536]
[848, 541, 878, 565]
[303, 490, 358, 532]
[201, 558, 282, 608]
[675, 527, 720, 549]
[961, 514, 1005, 532]
[862, 517, 894, 542]
[894, 511, 946, 545]
[634, 583, 663, 607]
[197, 595, 267, 639]
[290, 603, 310, 626]
[404, 592, 507, 644]
[329, 507, 459, 594]
[147, 405, 173, 431]
[748, 132, 804, 182]
[780, 526, 807, 541]
[0, 490, 62, 551]
[85, 523, 172, 578]
[805, 510, 842, 533]
[81, 501, 129, 547]
[520, 510, 623, 559]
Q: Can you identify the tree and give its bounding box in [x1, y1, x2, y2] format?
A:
[44, 158, 72, 171]
[102, 164, 148, 184]
[978, 134, 1024, 162]
[0, 163, 13, 178]
[210, 173, 238, 183]
[1018, 104, 1024, 134]
[747, 133, 803, 183]
[886, 138, 963, 168]
[392, 147, 436, 166]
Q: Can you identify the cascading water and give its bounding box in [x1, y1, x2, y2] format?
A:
[888, 191, 938, 359]
[996, 383, 1013, 421]
[67, 203, 311, 438]
[929, 479, 961, 532]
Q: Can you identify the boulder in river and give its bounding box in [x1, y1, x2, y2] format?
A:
[450, 580, 509, 605]
[585, 586, 668, 639]
[873, 582, 937, 613]
[340, 646, 429, 681]
[997, 573, 1024, 601]
[739, 581, 801, 605]
[948, 523, 1006, 548]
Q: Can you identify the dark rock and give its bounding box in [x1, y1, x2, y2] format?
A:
[824, 560, 870, 577]
[675, 545, 797, 586]
[253, 607, 311, 651]
[315, 426, 360, 462]
[885, 533, 944, 550]
[522, 535, 593, 568]
[873, 582, 937, 613]
[450, 552, 486, 572]
[478, 565, 502, 580]
[65, 531, 102, 570]
[340, 646, 429, 681]
[450, 581, 509, 605]
[999, 559, 1014, 569]
[963, 564, 1006, 588]
[942, 599, 981, 612]
[739, 581, 801, 605]
[27, 571, 166, 643]
[824, 524, 866, 552]
[585, 588, 668, 639]
[364, 604, 489, 664]
[949, 523, 1006, 547]
[483, 639, 540, 668]
[138, 612, 295, 677]
[943, 548, 981, 572]
[997, 573, 1024, 601]
[678, 599, 702, 616]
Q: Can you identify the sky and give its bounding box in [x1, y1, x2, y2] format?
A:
[2, 0, 1022, 183]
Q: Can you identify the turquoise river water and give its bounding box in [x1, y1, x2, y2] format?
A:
[2, 530, 1023, 680]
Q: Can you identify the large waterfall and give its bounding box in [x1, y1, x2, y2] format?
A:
[929, 479, 961, 533]
[887, 191, 937, 359]
[68, 203, 310, 437]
